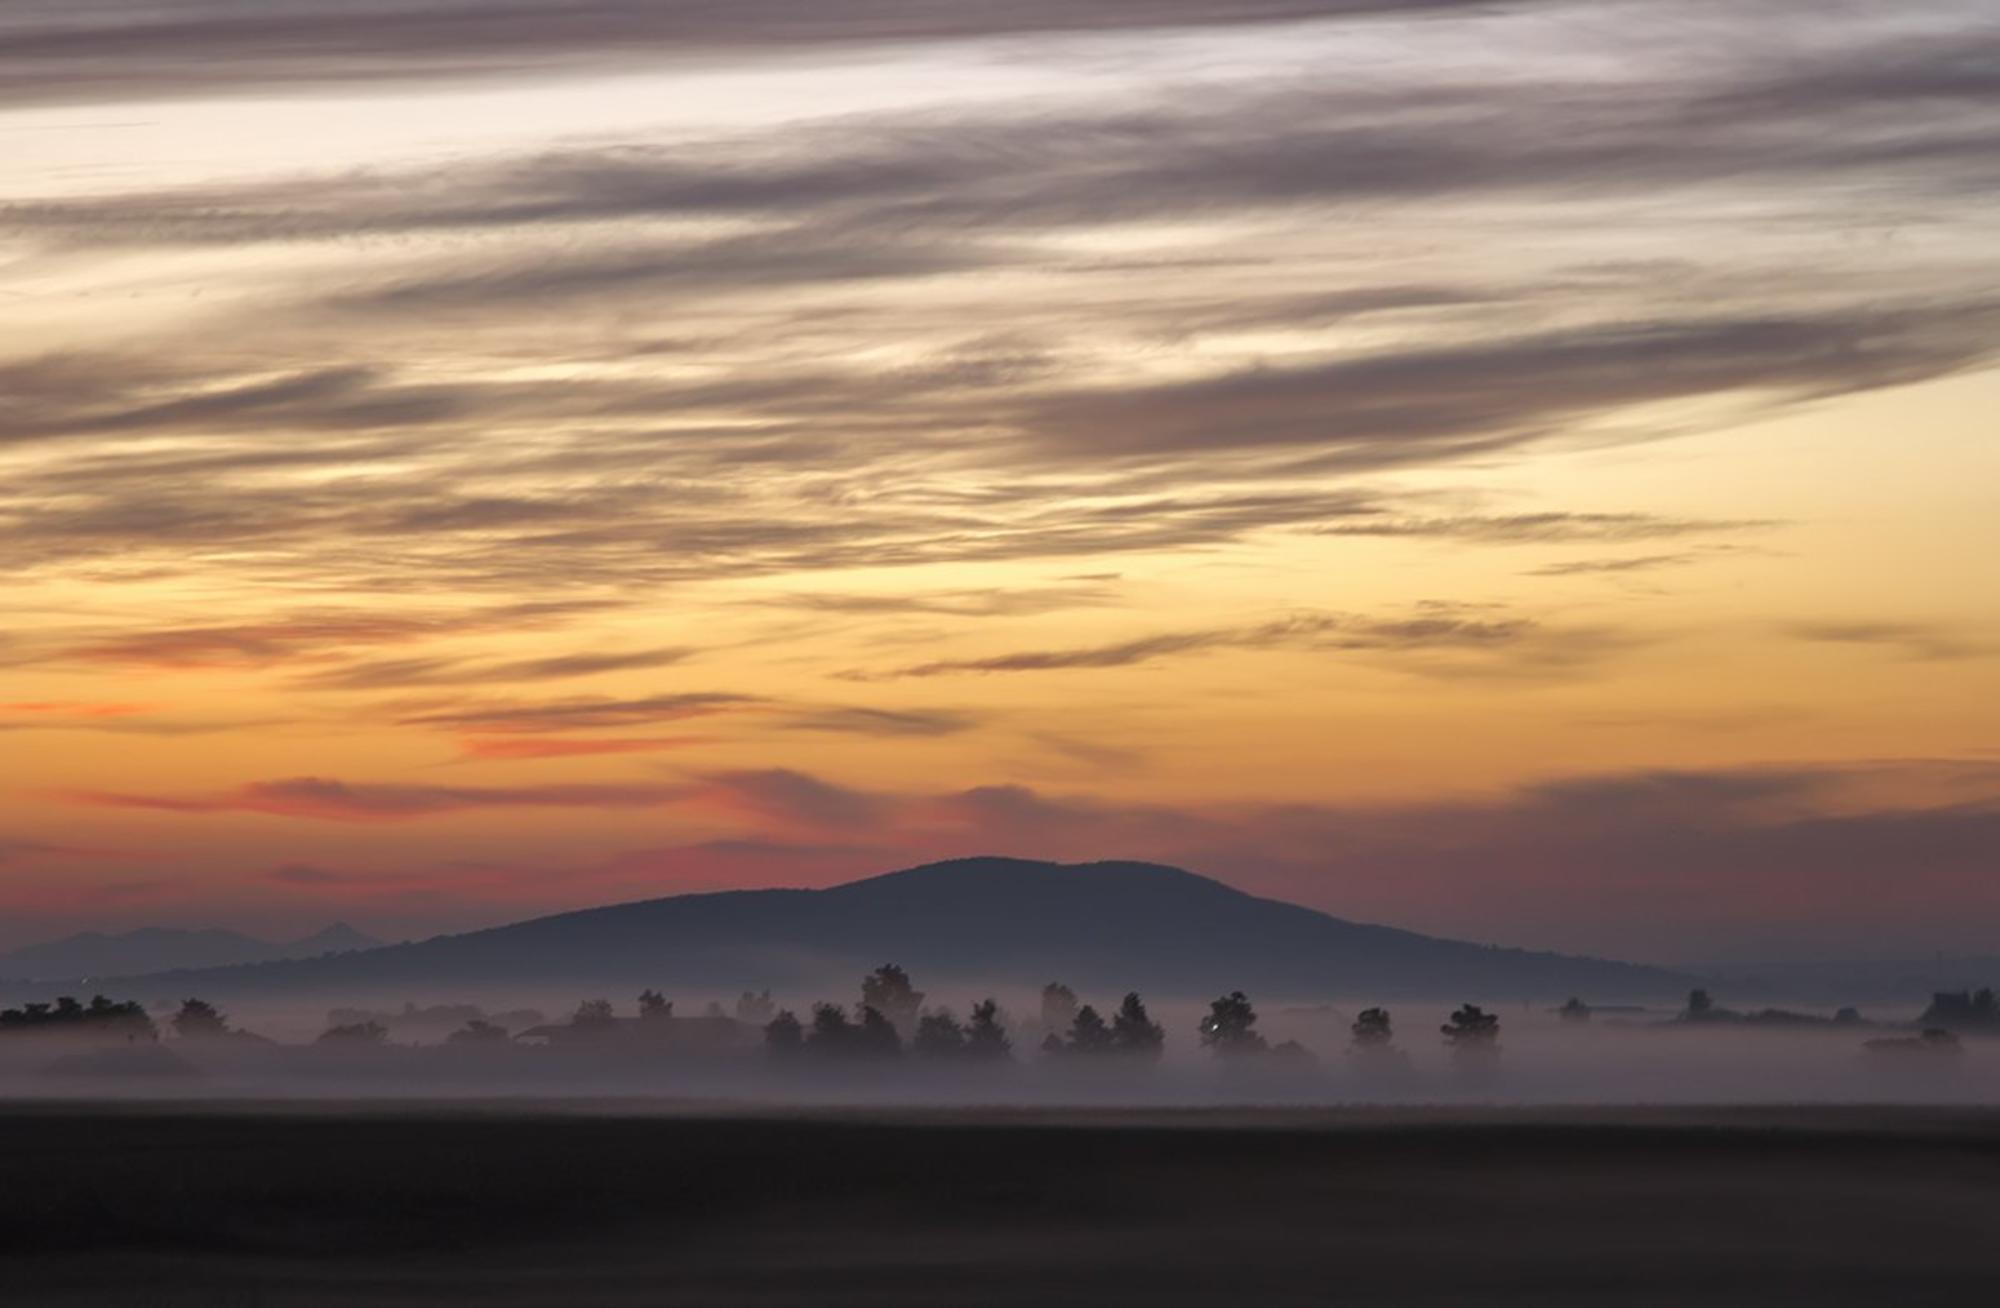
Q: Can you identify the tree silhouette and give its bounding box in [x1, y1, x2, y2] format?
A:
[914, 1008, 968, 1057]
[1200, 991, 1266, 1055]
[446, 1018, 510, 1045]
[638, 990, 673, 1020]
[736, 990, 776, 1025]
[0, 994, 155, 1041]
[861, 965, 925, 1035]
[764, 1009, 804, 1055]
[1441, 1004, 1500, 1046]
[1111, 992, 1166, 1058]
[1350, 1007, 1394, 1049]
[1066, 1004, 1115, 1054]
[172, 998, 229, 1040]
[965, 999, 1013, 1061]
[1919, 988, 1999, 1030]
[1685, 989, 1714, 1021]
[807, 1002, 855, 1055]
[856, 1005, 903, 1058]
[574, 998, 617, 1028]
[1040, 982, 1079, 1035]
[1558, 997, 1591, 1024]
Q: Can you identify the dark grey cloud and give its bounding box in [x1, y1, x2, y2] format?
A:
[2, 6, 1992, 605]
[0, 1, 1510, 109]
[16, 27, 2000, 255]
[1021, 309, 2000, 463]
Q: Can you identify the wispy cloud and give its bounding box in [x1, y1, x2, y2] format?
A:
[62, 776, 691, 822]
[0, 1, 1505, 109]
[396, 692, 760, 734]
[1786, 621, 1993, 662]
[453, 735, 711, 761]
[294, 645, 696, 691]
[853, 608, 1629, 680]
[781, 707, 979, 737]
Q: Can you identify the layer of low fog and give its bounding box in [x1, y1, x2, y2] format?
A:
[2, 975, 1993, 1107]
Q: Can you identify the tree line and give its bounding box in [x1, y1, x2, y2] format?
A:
[2, 973, 1507, 1061]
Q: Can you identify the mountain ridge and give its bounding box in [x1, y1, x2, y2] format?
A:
[21, 857, 1691, 1001]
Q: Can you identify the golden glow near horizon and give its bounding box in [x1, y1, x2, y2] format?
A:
[1, 1, 1996, 963]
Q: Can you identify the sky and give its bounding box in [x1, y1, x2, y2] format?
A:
[1, 0, 1996, 965]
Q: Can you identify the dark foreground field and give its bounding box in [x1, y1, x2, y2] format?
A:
[4, 1105, 1997, 1306]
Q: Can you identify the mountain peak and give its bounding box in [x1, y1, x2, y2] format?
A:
[830, 855, 1249, 899]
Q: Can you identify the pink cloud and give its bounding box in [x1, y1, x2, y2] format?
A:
[455, 735, 710, 761]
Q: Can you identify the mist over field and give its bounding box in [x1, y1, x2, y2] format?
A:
[4, 988, 1992, 1110]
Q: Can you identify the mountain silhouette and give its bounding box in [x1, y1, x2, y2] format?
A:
[68, 858, 1688, 1001]
[0, 922, 384, 982]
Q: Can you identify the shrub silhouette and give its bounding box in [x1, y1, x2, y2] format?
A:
[1441, 1004, 1500, 1046]
[316, 1020, 388, 1045]
[1200, 991, 1267, 1055]
[1111, 992, 1165, 1059]
[1920, 988, 1999, 1030]
[446, 1019, 511, 1045]
[1558, 998, 1591, 1023]
[764, 1009, 804, 1055]
[573, 999, 617, 1028]
[172, 998, 231, 1040]
[1350, 1007, 1394, 1049]
[735, 990, 776, 1025]
[637, 990, 673, 1020]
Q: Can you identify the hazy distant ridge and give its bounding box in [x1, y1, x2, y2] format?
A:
[0, 923, 381, 982]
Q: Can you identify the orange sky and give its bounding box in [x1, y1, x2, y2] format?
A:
[2, 0, 1996, 963]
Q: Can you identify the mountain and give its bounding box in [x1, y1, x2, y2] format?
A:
[0, 922, 383, 982]
[76, 858, 1688, 1002]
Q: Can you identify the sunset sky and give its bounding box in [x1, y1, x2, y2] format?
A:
[2, 0, 1995, 964]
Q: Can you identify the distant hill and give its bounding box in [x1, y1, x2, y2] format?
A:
[0, 922, 383, 982]
[74, 858, 1689, 1003]
[1691, 955, 2000, 1006]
